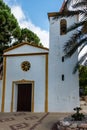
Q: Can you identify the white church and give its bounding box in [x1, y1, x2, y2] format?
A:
[0, 3, 80, 112]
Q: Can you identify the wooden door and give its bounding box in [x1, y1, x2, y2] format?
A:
[17, 84, 32, 112]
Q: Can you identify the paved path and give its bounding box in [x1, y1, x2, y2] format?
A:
[0, 112, 69, 130]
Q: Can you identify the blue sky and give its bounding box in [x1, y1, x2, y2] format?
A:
[3, 0, 64, 47]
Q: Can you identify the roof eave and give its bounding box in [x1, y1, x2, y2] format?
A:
[48, 11, 79, 19]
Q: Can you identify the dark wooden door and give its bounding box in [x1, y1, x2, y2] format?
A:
[17, 84, 32, 112]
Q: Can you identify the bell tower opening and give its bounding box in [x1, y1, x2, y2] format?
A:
[60, 19, 67, 35]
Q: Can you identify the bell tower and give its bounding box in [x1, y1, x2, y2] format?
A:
[48, 11, 80, 112]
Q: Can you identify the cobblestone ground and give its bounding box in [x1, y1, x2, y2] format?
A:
[0, 112, 69, 130]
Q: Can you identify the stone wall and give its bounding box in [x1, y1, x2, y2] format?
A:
[52, 119, 87, 130]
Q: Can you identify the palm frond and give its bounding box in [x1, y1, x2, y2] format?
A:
[78, 37, 87, 45]
[67, 21, 85, 32]
[64, 32, 87, 58]
[61, 0, 71, 12]
[73, 1, 87, 8]
[73, 52, 87, 73]
[78, 42, 87, 54]
[86, 11, 87, 16]
[53, 11, 79, 20]
[62, 0, 87, 73]
[64, 31, 81, 53]
[77, 9, 87, 16]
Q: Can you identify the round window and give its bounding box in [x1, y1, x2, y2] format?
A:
[21, 61, 31, 71]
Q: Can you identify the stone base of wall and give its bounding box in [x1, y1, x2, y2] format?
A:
[52, 115, 87, 130]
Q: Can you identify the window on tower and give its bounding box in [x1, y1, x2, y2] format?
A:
[60, 19, 67, 35]
[62, 74, 64, 81]
[62, 56, 64, 62]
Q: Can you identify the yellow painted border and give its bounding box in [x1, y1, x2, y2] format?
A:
[1, 57, 6, 112]
[4, 52, 48, 57]
[11, 79, 34, 112]
[45, 54, 48, 112]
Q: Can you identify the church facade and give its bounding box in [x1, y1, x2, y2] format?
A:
[0, 10, 80, 112]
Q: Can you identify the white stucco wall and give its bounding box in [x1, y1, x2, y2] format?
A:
[48, 14, 80, 112]
[4, 45, 48, 112]
[2, 12, 80, 113]
[0, 80, 2, 112]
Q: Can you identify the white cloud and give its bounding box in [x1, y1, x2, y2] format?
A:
[11, 5, 49, 48]
[3, 0, 10, 3]
[11, 5, 25, 22]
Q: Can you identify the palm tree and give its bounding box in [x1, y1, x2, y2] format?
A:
[62, 0, 87, 73]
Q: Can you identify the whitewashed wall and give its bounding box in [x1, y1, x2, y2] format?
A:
[4, 45, 48, 112]
[48, 15, 80, 112]
[4, 44, 48, 55]
[0, 80, 2, 112]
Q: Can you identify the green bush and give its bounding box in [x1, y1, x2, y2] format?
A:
[72, 107, 85, 121]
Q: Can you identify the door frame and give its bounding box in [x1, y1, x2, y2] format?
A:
[10, 79, 34, 112]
